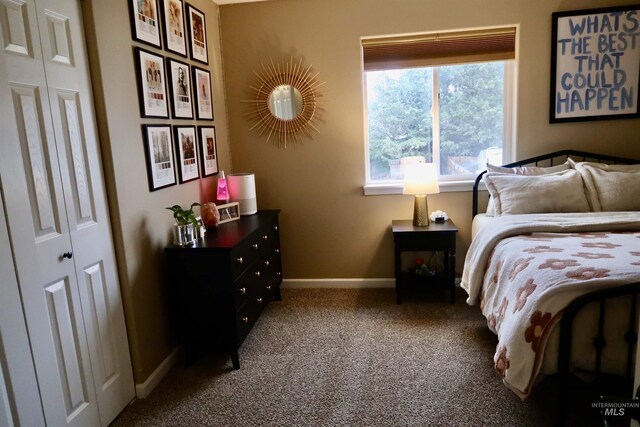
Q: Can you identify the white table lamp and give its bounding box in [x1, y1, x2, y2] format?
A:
[403, 163, 440, 226]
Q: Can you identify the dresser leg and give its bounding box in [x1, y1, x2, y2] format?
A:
[231, 351, 240, 370]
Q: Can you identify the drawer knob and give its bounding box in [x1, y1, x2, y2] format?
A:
[236, 256, 243, 264]
[262, 235, 268, 241]
[257, 298, 262, 303]
[252, 244, 259, 250]
[242, 317, 249, 323]
[239, 287, 246, 294]
[273, 226, 278, 231]
[264, 261, 270, 266]
[266, 285, 271, 290]
[275, 249, 280, 253]
[276, 272, 281, 277]
[254, 271, 261, 277]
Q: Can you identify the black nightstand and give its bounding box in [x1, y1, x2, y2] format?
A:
[392, 219, 458, 304]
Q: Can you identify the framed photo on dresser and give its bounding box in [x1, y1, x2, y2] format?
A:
[129, 0, 161, 48]
[134, 48, 169, 118]
[192, 66, 213, 120]
[161, 0, 187, 56]
[167, 59, 193, 119]
[198, 126, 218, 177]
[173, 125, 200, 183]
[186, 4, 208, 64]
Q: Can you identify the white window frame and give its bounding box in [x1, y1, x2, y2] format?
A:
[363, 60, 516, 195]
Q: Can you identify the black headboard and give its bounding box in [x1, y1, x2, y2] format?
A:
[472, 150, 640, 217]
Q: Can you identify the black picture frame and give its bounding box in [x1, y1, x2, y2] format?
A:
[198, 126, 218, 177]
[167, 58, 193, 119]
[173, 125, 200, 183]
[142, 125, 176, 191]
[161, 0, 187, 57]
[192, 66, 214, 120]
[186, 4, 208, 64]
[134, 47, 169, 118]
[550, 5, 640, 123]
[129, 0, 162, 48]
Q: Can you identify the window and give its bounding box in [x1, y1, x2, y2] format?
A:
[363, 28, 516, 190]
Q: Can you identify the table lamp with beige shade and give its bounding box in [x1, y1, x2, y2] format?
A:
[403, 163, 440, 226]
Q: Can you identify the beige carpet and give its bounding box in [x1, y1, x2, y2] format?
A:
[111, 288, 601, 426]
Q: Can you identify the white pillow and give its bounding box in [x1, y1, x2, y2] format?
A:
[483, 169, 591, 215]
[573, 162, 640, 211]
[483, 161, 572, 216]
[486, 161, 571, 175]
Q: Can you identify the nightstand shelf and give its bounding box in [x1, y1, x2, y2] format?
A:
[392, 219, 458, 304]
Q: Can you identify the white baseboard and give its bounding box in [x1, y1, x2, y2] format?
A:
[282, 278, 395, 288]
[135, 346, 181, 399]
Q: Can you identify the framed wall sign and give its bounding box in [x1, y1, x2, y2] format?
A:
[550, 5, 640, 123]
[192, 66, 214, 120]
[161, 0, 187, 56]
[135, 48, 169, 118]
[142, 125, 176, 191]
[187, 4, 208, 64]
[198, 126, 218, 177]
[129, 0, 161, 48]
[167, 59, 193, 119]
[173, 125, 200, 183]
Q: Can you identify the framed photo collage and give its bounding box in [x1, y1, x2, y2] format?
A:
[130, 0, 217, 192]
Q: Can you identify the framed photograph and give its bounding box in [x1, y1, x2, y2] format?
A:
[198, 126, 218, 177]
[135, 48, 169, 118]
[161, 0, 187, 56]
[193, 66, 214, 120]
[167, 59, 193, 119]
[186, 4, 208, 64]
[129, 0, 161, 47]
[216, 202, 240, 225]
[142, 125, 176, 191]
[550, 5, 640, 123]
[173, 125, 200, 183]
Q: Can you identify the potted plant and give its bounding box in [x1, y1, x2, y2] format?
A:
[166, 202, 201, 246]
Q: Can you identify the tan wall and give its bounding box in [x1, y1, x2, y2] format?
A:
[82, 0, 230, 382]
[220, 0, 640, 279]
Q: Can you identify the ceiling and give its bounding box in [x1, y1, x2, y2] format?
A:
[213, 0, 269, 4]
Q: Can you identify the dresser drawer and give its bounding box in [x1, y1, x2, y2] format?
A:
[235, 293, 268, 344]
[230, 234, 261, 279]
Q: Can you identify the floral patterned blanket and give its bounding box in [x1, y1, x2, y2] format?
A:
[461, 212, 640, 398]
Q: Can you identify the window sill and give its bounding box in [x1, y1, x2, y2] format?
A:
[363, 180, 485, 195]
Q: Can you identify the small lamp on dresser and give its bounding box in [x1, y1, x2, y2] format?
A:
[403, 163, 440, 226]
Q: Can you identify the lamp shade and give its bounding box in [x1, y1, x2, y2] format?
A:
[228, 173, 257, 215]
[403, 163, 439, 195]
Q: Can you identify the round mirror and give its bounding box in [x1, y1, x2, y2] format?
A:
[267, 85, 303, 120]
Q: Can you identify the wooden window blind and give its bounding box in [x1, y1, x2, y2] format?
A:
[362, 27, 516, 71]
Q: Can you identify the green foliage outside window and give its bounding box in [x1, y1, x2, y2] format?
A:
[367, 62, 505, 180]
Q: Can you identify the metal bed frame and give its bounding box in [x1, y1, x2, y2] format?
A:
[471, 150, 640, 424]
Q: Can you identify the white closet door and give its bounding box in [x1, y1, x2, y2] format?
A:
[0, 0, 134, 425]
[0, 0, 100, 425]
[0, 190, 45, 427]
[31, 0, 135, 424]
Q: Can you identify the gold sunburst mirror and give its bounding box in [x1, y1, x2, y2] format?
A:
[243, 57, 325, 148]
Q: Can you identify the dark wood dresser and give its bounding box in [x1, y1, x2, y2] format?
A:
[165, 210, 282, 369]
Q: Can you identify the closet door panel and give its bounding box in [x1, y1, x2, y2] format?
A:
[34, 0, 135, 424]
[0, 188, 45, 427]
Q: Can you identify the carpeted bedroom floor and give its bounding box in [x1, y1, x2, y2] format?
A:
[111, 287, 605, 426]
